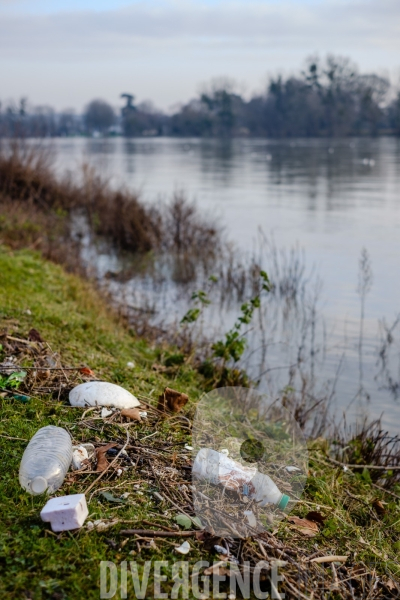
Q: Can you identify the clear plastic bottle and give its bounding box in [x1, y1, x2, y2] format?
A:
[19, 425, 73, 495]
[193, 448, 290, 510]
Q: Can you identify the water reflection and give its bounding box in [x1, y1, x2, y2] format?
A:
[45, 136, 400, 430]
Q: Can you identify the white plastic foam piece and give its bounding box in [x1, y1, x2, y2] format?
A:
[69, 381, 140, 409]
[40, 494, 88, 532]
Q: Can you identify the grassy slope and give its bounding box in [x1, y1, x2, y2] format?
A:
[1, 248, 400, 599]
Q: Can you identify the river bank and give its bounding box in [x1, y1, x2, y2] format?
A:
[1, 248, 400, 598]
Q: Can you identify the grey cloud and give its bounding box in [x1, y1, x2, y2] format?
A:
[0, 0, 399, 60]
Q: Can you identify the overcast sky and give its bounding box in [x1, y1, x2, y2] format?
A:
[1, 0, 399, 112]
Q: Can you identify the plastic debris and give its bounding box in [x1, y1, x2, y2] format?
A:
[139, 411, 148, 419]
[40, 493, 88, 532]
[244, 510, 257, 528]
[214, 545, 228, 555]
[19, 425, 72, 495]
[126, 361, 135, 368]
[193, 448, 290, 509]
[175, 541, 191, 555]
[69, 381, 140, 409]
[184, 444, 193, 451]
[101, 407, 113, 418]
[220, 448, 229, 456]
[285, 466, 302, 473]
[72, 445, 88, 470]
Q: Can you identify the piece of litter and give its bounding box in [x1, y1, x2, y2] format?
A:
[69, 381, 140, 409]
[184, 444, 193, 451]
[40, 493, 88, 532]
[101, 407, 113, 418]
[214, 545, 228, 555]
[139, 411, 148, 419]
[120, 492, 130, 499]
[285, 466, 302, 473]
[220, 448, 229, 456]
[116, 468, 123, 477]
[175, 541, 191, 555]
[72, 445, 89, 470]
[244, 510, 257, 528]
[127, 361, 135, 368]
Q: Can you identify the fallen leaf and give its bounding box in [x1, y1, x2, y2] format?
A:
[385, 578, 396, 591]
[175, 514, 192, 530]
[95, 443, 117, 472]
[28, 328, 44, 342]
[191, 517, 203, 529]
[80, 367, 95, 377]
[305, 511, 327, 525]
[372, 499, 386, 516]
[121, 408, 142, 422]
[287, 516, 319, 537]
[158, 387, 189, 413]
[100, 491, 126, 504]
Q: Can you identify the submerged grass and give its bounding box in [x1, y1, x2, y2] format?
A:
[1, 247, 400, 599]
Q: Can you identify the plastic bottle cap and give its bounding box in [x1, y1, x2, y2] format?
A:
[278, 494, 290, 510]
[31, 476, 48, 494]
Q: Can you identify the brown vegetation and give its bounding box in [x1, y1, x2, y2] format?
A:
[0, 144, 220, 265]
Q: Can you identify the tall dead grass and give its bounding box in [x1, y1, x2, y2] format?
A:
[0, 144, 221, 262]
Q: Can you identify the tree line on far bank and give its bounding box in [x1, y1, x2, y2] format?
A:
[1, 55, 400, 138]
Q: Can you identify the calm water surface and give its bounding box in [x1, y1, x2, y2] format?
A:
[48, 137, 400, 431]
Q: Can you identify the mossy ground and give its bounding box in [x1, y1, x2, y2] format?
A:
[0, 247, 399, 599]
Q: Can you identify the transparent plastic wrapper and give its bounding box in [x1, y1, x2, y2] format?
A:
[192, 387, 308, 538]
[19, 425, 73, 495]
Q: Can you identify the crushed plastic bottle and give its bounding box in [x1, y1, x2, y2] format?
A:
[19, 425, 73, 495]
[193, 448, 290, 510]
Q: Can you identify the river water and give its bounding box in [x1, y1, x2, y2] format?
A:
[48, 136, 400, 432]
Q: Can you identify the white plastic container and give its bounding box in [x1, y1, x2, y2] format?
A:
[19, 425, 73, 495]
[69, 381, 140, 409]
[193, 448, 289, 510]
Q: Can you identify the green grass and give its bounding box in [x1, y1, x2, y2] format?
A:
[1, 247, 400, 599]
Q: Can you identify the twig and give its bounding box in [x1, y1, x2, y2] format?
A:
[0, 433, 28, 441]
[119, 529, 197, 538]
[327, 456, 400, 470]
[84, 429, 129, 495]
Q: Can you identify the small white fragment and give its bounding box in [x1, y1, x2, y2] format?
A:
[220, 449, 229, 456]
[184, 444, 193, 451]
[40, 494, 88, 532]
[175, 541, 191, 555]
[86, 521, 94, 530]
[121, 492, 130, 499]
[343, 465, 349, 472]
[285, 466, 302, 473]
[25, 309, 32, 315]
[101, 407, 113, 418]
[244, 510, 257, 528]
[116, 468, 123, 477]
[214, 545, 228, 555]
[139, 411, 148, 419]
[72, 445, 89, 470]
[127, 361, 135, 368]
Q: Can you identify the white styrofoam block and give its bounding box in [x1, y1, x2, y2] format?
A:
[40, 494, 88, 532]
